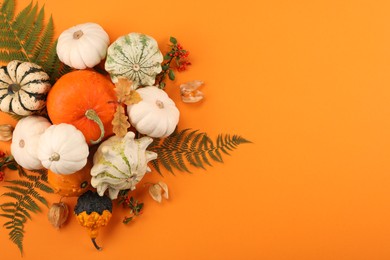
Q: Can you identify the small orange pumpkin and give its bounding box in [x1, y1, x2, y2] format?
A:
[48, 160, 92, 197]
[46, 70, 117, 145]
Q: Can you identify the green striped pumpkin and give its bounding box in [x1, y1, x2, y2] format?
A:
[105, 33, 163, 87]
[0, 60, 51, 116]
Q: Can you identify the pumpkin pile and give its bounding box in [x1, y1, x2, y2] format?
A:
[1, 22, 182, 250]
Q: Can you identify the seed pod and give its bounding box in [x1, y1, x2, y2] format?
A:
[180, 80, 204, 103]
[48, 202, 69, 229]
[0, 124, 13, 141]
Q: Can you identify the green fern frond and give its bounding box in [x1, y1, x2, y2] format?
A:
[0, 0, 71, 83]
[0, 166, 53, 255]
[150, 129, 251, 175]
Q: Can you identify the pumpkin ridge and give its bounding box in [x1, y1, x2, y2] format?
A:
[0, 75, 11, 85]
[0, 93, 7, 101]
[120, 150, 132, 171]
[18, 67, 45, 84]
[99, 170, 124, 180]
[137, 69, 154, 78]
[116, 46, 135, 65]
[5, 95, 13, 112]
[101, 160, 129, 178]
[22, 78, 50, 85]
[20, 89, 46, 101]
[137, 37, 148, 64]
[0, 67, 9, 81]
[139, 48, 161, 67]
[9, 61, 23, 82]
[17, 92, 41, 112]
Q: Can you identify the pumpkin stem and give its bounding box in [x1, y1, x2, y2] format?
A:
[73, 30, 84, 39]
[156, 100, 164, 109]
[8, 83, 21, 94]
[91, 238, 102, 251]
[49, 152, 60, 161]
[85, 109, 105, 145]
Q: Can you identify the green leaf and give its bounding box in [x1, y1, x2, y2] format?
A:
[170, 36, 178, 44]
[150, 129, 251, 175]
[0, 0, 71, 83]
[123, 217, 133, 224]
[168, 69, 175, 80]
[7, 164, 18, 170]
[162, 64, 170, 70]
[0, 163, 53, 255]
[164, 54, 171, 60]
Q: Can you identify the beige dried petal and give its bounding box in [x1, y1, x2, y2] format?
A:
[180, 80, 204, 91]
[158, 181, 169, 200]
[0, 124, 13, 141]
[180, 80, 204, 103]
[48, 202, 69, 229]
[149, 184, 162, 203]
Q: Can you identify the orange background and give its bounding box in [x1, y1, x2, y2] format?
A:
[1, 0, 390, 259]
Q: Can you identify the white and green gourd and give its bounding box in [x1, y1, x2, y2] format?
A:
[90, 131, 157, 200]
[0, 60, 51, 116]
[105, 33, 163, 86]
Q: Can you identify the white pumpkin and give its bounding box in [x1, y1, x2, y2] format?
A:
[91, 131, 157, 200]
[37, 123, 89, 174]
[0, 60, 51, 116]
[127, 86, 180, 138]
[56, 22, 109, 69]
[105, 33, 163, 86]
[11, 116, 51, 170]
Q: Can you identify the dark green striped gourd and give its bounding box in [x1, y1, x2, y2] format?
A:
[0, 60, 51, 116]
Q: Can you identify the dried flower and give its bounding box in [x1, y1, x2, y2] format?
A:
[48, 202, 69, 229]
[180, 80, 204, 103]
[0, 124, 13, 142]
[148, 181, 169, 203]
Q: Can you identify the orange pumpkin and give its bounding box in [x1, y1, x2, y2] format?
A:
[48, 160, 92, 197]
[46, 70, 117, 145]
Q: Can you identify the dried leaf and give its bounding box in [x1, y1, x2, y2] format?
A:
[112, 106, 130, 137]
[114, 78, 132, 103]
[123, 90, 142, 106]
[114, 78, 142, 105]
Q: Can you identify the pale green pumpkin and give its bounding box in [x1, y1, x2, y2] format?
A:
[90, 131, 157, 200]
[104, 33, 163, 86]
